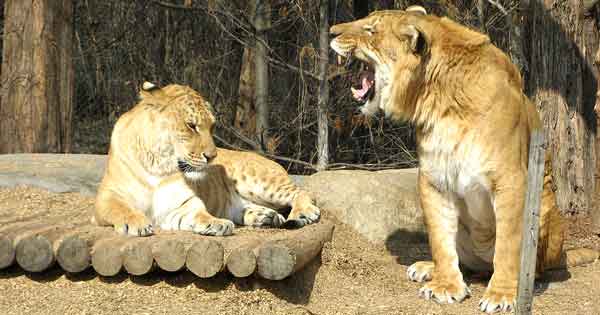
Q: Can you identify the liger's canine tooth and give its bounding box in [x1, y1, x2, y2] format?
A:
[351, 86, 360, 99]
[337, 55, 343, 65]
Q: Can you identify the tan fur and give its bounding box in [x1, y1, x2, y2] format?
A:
[95, 83, 319, 237]
[330, 7, 598, 313]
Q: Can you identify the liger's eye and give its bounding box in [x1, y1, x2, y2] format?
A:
[186, 122, 197, 131]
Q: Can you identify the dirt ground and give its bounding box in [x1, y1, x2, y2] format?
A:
[0, 186, 599, 315]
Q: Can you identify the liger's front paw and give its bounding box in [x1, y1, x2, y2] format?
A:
[283, 204, 321, 229]
[243, 207, 285, 228]
[192, 218, 234, 236]
[419, 278, 471, 304]
[114, 213, 154, 237]
[407, 261, 434, 282]
[479, 285, 516, 313]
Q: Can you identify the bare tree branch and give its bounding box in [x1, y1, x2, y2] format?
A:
[486, 0, 508, 15]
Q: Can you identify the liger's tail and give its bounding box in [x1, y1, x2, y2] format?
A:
[560, 248, 599, 268]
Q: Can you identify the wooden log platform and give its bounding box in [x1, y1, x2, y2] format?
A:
[0, 219, 334, 281]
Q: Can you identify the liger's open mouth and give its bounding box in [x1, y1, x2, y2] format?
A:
[336, 55, 375, 103]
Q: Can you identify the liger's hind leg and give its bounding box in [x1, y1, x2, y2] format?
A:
[234, 170, 320, 228]
[241, 204, 286, 227]
[284, 191, 321, 228]
[159, 197, 234, 236]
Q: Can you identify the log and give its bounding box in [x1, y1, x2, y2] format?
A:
[152, 238, 186, 272]
[55, 226, 117, 273]
[0, 221, 50, 269]
[15, 225, 73, 272]
[91, 236, 130, 277]
[186, 239, 224, 278]
[225, 238, 262, 278]
[122, 238, 154, 276]
[0, 236, 12, 268]
[257, 222, 334, 280]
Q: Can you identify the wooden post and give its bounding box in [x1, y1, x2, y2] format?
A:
[316, 0, 330, 171]
[515, 131, 546, 315]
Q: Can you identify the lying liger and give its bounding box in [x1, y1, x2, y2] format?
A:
[94, 82, 320, 237]
[330, 5, 598, 314]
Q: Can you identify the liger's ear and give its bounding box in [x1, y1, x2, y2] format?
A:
[405, 5, 427, 15]
[396, 24, 429, 55]
[139, 81, 161, 99]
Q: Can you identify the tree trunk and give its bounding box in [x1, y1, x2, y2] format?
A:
[254, 0, 270, 150]
[234, 46, 258, 146]
[592, 6, 600, 235]
[0, 0, 74, 153]
[317, 0, 330, 171]
[523, 1, 598, 216]
[234, 0, 258, 148]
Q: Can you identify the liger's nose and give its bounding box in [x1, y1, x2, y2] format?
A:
[202, 149, 217, 162]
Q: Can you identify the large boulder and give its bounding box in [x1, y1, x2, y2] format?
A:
[0, 154, 106, 196]
[294, 169, 426, 245]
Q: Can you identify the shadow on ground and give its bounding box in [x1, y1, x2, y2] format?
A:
[0, 254, 322, 306]
[383, 227, 574, 295]
[385, 228, 430, 266]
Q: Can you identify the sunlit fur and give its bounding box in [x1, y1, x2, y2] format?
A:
[94, 83, 320, 237]
[331, 7, 598, 314]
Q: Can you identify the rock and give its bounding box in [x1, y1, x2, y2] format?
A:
[294, 169, 427, 245]
[0, 154, 106, 196]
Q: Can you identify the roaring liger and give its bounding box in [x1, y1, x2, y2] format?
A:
[330, 5, 598, 313]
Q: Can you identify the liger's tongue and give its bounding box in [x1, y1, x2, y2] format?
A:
[351, 72, 374, 101]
